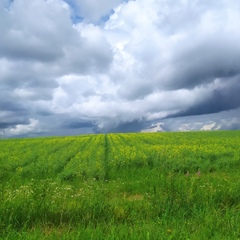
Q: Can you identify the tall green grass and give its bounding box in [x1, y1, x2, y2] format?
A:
[0, 131, 240, 239]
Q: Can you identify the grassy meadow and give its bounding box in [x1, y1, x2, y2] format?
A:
[0, 131, 240, 239]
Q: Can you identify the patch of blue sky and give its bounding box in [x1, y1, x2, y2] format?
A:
[95, 9, 115, 26]
[63, 0, 131, 25]
[71, 14, 84, 24]
[63, 0, 83, 23]
[3, 0, 14, 10]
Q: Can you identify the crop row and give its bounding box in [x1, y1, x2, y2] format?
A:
[0, 131, 240, 184]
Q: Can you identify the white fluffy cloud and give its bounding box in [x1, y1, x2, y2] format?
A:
[0, 0, 240, 136]
[8, 118, 40, 136]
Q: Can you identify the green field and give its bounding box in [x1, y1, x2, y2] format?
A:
[0, 131, 240, 239]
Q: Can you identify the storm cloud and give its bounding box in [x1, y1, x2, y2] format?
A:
[0, 0, 240, 137]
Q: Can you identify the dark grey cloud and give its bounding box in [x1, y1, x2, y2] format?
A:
[0, 115, 29, 129]
[105, 120, 146, 133]
[0, 101, 26, 112]
[224, 119, 240, 130]
[0, 121, 23, 129]
[163, 39, 240, 90]
[168, 78, 240, 118]
[63, 120, 94, 129]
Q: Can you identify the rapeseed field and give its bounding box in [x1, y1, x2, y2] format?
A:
[0, 131, 240, 239]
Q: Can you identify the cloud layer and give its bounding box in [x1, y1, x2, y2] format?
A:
[1, 0, 240, 137]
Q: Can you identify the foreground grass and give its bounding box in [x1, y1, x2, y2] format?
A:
[0, 131, 240, 239]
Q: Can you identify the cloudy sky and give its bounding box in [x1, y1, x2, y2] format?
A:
[1, 0, 240, 137]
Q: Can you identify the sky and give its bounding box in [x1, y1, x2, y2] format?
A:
[0, 0, 240, 137]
